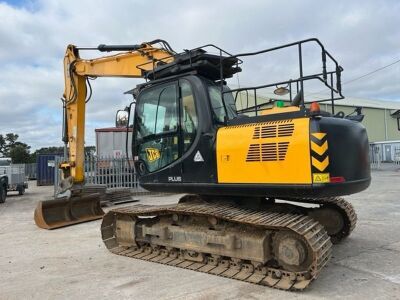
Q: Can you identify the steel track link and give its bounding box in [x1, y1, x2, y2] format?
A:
[285, 197, 357, 243]
[101, 202, 332, 291]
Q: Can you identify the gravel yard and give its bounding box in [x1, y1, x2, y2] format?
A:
[1, 169, 400, 299]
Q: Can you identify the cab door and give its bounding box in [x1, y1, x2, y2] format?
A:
[133, 76, 225, 187]
[133, 82, 181, 176]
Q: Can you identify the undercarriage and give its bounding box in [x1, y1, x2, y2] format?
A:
[101, 195, 356, 290]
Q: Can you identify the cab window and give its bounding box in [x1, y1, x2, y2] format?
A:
[180, 80, 198, 151]
[207, 83, 237, 123]
[135, 84, 179, 172]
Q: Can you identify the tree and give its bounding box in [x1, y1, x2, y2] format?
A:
[0, 135, 6, 156]
[33, 146, 64, 156]
[0, 133, 21, 157]
[85, 146, 96, 156]
[0, 133, 34, 163]
[5, 133, 18, 146]
[31, 146, 96, 161]
[0, 132, 96, 163]
[9, 144, 32, 163]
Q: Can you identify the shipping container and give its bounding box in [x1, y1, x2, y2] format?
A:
[37, 154, 62, 186]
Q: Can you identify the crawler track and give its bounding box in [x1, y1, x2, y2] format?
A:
[287, 197, 357, 244]
[101, 201, 332, 291]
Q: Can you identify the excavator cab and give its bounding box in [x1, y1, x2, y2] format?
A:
[131, 40, 370, 198]
[132, 76, 235, 182]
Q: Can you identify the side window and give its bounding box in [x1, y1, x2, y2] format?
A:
[136, 86, 177, 139]
[208, 84, 237, 123]
[135, 84, 178, 172]
[180, 81, 198, 151]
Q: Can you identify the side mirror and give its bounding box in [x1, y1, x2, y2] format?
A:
[116, 110, 129, 127]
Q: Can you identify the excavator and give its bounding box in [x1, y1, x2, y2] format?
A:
[34, 38, 370, 290]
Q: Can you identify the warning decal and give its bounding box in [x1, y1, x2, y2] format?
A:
[313, 173, 330, 183]
[194, 150, 204, 162]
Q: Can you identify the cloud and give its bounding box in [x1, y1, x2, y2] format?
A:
[0, 0, 399, 150]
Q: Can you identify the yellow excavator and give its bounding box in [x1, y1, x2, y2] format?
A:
[35, 38, 370, 290]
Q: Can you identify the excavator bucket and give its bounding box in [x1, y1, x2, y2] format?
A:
[34, 193, 105, 229]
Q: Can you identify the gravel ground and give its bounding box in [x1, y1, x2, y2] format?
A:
[1, 170, 400, 300]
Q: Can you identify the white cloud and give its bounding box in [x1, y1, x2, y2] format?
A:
[0, 0, 399, 150]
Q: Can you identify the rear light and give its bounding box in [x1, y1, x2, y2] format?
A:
[330, 176, 345, 183]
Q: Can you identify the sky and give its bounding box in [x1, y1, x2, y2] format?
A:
[0, 0, 399, 150]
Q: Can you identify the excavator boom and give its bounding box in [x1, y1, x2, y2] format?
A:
[34, 41, 174, 229]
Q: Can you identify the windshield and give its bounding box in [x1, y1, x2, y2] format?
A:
[207, 83, 237, 123]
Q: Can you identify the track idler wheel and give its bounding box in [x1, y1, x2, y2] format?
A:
[273, 231, 313, 272]
[308, 199, 356, 244]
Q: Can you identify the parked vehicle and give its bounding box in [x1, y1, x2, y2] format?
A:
[0, 158, 28, 202]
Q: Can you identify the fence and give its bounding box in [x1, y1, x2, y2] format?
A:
[369, 144, 381, 169]
[85, 155, 138, 188]
[0, 164, 25, 187]
[369, 143, 400, 170]
[54, 155, 146, 195]
[24, 163, 37, 179]
[395, 146, 400, 165]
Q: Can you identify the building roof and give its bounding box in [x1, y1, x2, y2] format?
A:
[320, 96, 400, 110]
[242, 88, 400, 111]
[370, 140, 400, 144]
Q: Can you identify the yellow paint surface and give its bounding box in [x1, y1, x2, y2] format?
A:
[311, 140, 328, 156]
[217, 118, 312, 184]
[311, 156, 329, 172]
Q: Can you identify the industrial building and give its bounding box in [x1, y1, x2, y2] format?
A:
[95, 127, 132, 158]
[235, 91, 400, 141]
[320, 96, 400, 142]
[322, 96, 400, 162]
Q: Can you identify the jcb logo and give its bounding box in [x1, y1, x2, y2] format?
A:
[146, 148, 160, 162]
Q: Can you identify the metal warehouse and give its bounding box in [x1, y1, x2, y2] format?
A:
[320, 96, 400, 142]
[234, 92, 400, 143]
[95, 127, 133, 158]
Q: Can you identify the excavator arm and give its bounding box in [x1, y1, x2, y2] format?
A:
[61, 42, 173, 186]
[34, 41, 174, 229]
